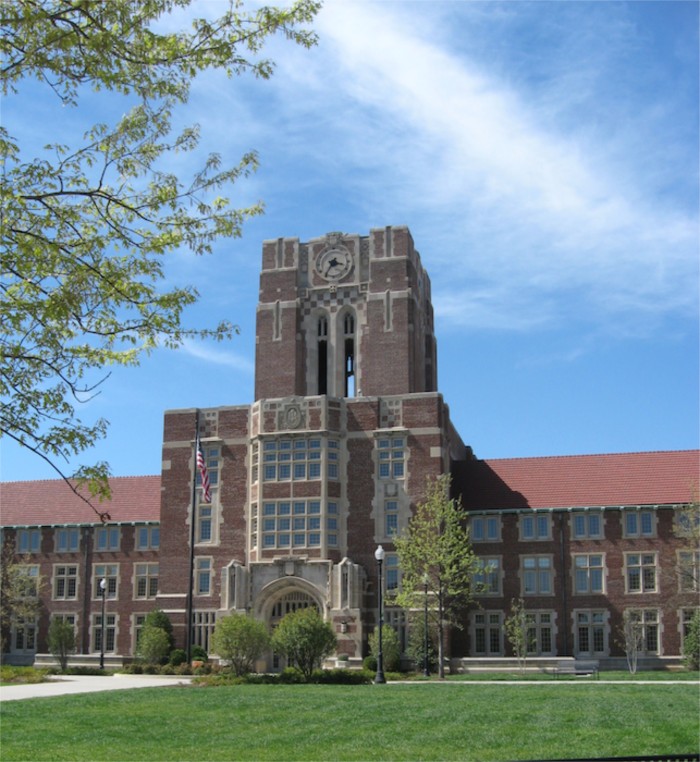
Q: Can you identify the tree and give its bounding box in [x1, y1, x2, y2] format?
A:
[48, 617, 76, 672]
[212, 613, 270, 676]
[682, 609, 700, 671]
[504, 598, 533, 675]
[393, 474, 482, 678]
[143, 609, 174, 649]
[1, 0, 320, 517]
[0, 538, 43, 658]
[619, 609, 645, 675]
[406, 612, 438, 675]
[271, 607, 337, 680]
[137, 625, 171, 666]
[368, 624, 402, 673]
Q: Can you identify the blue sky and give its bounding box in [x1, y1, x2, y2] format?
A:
[2, 0, 698, 483]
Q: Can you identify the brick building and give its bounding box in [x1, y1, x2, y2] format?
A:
[1, 226, 698, 669]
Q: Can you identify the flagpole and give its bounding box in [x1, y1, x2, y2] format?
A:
[185, 409, 200, 663]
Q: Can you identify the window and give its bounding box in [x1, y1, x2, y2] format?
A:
[377, 437, 405, 479]
[95, 526, 120, 551]
[133, 613, 147, 651]
[623, 510, 655, 538]
[261, 500, 325, 549]
[385, 554, 400, 592]
[53, 565, 78, 600]
[522, 556, 553, 595]
[135, 563, 158, 599]
[191, 611, 216, 654]
[385, 608, 407, 653]
[197, 503, 213, 543]
[385, 500, 399, 537]
[16, 565, 40, 598]
[327, 439, 339, 480]
[572, 512, 602, 539]
[525, 611, 555, 655]
[262, 438, 330, 482]
[136, 525, 160, 550]
[575, 610, 607, 656]
[17, 528, 41, 554]
[678, 550, 700, 592]
[55, 527, 80, 553]
[681, 609, 699, 651]
[196, 445, 220, 491]
[474, 557, 501, 596]
[93, 612, 117, 653]
[11, 617, 37, 653]
[626, 609, 660, 654]
[327, 502, 338, 547]
[93, 564, 118, 599]
[520, 514, 551, 541]
[625, 553, 657, 594]
[472, 612, 503, 656]
[196, 558, 212, 595]
[471, 516, 500, 542]
[573, 554, 605, 594]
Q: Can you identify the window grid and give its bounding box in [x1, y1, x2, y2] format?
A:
[624, 510, 655, 538]
[93, 613, 117, 653]
[261, 438, 337, 482]
[521, 514, 551, 541]
[17, 528, 41, 554]
[475, 557, 501, 595]
[93, 564, 118, 599]
[471, 516, 500, 542]
[135, 563, 158, 599]
[572, 512, 602, 539]
[261, 500, 328, 549]
[522, 556, 553, 595]
[95, 527, 120, 552]
[626, 553, 657, 594]
[55, 528, 80, 553]
[54, 565, 78, 600]
[136, 526, 160, 550]
[574, 554, 605, 594]
[377, 437, 405, 479]
[196, 558, 212, 595]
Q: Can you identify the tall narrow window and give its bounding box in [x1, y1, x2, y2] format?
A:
[343, 312, 355, 397]
[317, 316, 328, 395]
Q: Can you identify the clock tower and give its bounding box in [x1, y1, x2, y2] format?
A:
[254, 226, 438, 400]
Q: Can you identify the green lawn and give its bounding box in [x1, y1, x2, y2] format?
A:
[1, 683, 698, 761]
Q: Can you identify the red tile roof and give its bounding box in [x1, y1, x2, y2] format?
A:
[0, 476, 161, 527]
[457, 450, 699, 511]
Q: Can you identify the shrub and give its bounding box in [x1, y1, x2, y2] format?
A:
[169, 648, 187, 667]
[271, 607, 337, 680]
[211, 613, 270, 676]
[137, 625, 171, 665]
[363, 655, 377, 672]
[191, 645, 208, 661]
[368, 625, 402, 672]
[48, 618, 76, 672]
[141, 609, 174, 651]
[682, 609, 700, 671]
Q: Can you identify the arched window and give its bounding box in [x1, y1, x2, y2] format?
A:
[342, 310, 356, 397]
[317, 315, 328, 395]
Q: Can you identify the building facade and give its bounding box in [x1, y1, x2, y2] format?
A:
[1, 226, 698, 669]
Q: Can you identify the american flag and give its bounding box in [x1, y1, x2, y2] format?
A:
[196, 444, 211, 503]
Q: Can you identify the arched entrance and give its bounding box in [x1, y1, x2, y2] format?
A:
[258, 581, 324, 671]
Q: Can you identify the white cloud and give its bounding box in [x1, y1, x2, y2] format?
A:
[180, 338, 254, 373]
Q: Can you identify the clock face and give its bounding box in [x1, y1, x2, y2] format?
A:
[315, 248, 353, 281]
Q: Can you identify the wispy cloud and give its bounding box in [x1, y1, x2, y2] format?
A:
[180, 338, 254, 373]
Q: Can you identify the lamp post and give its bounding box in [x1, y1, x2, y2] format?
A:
[374, 545, 386, 684]
[423, 573, 430, 678]
[99, 577, 107, 670]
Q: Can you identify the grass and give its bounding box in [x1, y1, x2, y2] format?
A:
[1, 681, 699, 761]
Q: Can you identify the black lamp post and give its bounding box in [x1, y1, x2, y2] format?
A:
[423, 573, 430, 677]
[374, 545, 386, 684]
[99, 577, 107, 670]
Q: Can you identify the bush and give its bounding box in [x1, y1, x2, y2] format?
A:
[211, 613, 270, 676]
[137, 625, 171, 666]
[682, 609, 700, 671]
[169, 648, 187, 667]
[271, 607, 337, 680]
[143, 610, 174, 649]
[368, 625, 402, 672]
[48, 618, 76, 672]
[191, 645, 208, 661]
[363, 655, 377, 671]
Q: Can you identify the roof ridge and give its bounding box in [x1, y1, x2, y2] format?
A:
[482, 449, 699, 463]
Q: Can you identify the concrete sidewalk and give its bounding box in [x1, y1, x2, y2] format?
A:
[0, 673, 193, 702]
